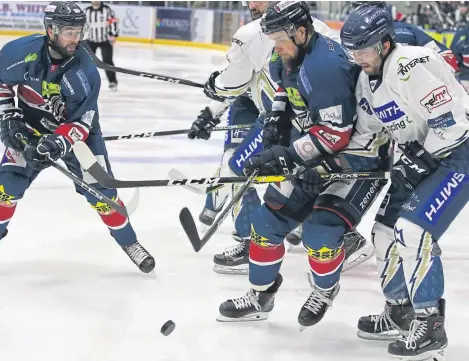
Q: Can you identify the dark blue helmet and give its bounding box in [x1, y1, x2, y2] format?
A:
[44, 1, 86, 30]
[260, 1, 312, 37]
[340, 5, 395, 51]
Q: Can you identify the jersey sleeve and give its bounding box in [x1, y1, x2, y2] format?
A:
[212, 36, 256, 99]
[0, 41, 23, 112]
[55, 65, 101, 144]
[106, 6, 118, 37]
[290, 58, 358, 163]
[392, 51, 469, 156]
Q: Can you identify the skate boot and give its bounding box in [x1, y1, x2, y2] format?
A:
[199, 207, 218, 226]
[231, 230, 249, 243]
[343, 230, 366, 260]
[285, 224, 303, 246]
[298, 283, 340, 330]
[122, 241, 155, 273]
[357, 300, 415, 341]
[213, 239, 250, 275]
[217, 273, 283, 322]
[388, 299, 447, 360]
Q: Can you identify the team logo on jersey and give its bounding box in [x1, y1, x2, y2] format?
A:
[397, 56, 430, 81]
[420, 85, 452, 113]
[373, 101, 405, 123]
[359, 98, 373, 115]
[286, 87, 305, 107]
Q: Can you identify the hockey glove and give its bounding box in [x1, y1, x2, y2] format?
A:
[203, 71, 226, 103]
[293, 167, 328, 195]
[243, 145, 295, 176]
[188, 106, 221, 140]
[262, 110, 292, 149]
[0, 108, 29, 151]
[24, 133, 72, 170]
[392, 141, 439, 189]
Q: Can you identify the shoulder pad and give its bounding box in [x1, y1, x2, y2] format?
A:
[231, 19, 262, 47]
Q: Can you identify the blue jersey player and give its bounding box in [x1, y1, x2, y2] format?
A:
[216, 1, 389, 328]
[0, 1, 154, 273]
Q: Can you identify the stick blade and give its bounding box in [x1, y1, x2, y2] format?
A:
[179, 207, 202, 252]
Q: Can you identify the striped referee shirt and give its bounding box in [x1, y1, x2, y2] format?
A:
[84, 4, 118, 43]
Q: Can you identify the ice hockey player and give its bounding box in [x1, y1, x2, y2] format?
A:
[451, 23, 469, 93]
[0, 1, 155, 273]
[351, 1, 458, 71]
[216, 1, 388, 329]
[187, 1, 348, 275]
[341, 5, 469, 359]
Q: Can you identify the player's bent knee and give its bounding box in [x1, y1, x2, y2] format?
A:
[394, 217, 433, 249]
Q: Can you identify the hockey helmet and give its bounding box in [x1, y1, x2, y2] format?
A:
[260, 1, 312, 37]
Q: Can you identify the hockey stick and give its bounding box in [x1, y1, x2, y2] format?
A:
[179, 170, 259, 252]
[15, 135, 130, 217]
[103, 124, 252, 141]
[73, 141, 390, 189]
[81, 42, 204, 88]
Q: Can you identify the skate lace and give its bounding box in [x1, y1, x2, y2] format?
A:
[224, 242, 245, 258]
[125, 242, 148, 265]
[232, 290, 261, 311]
[369, 304, 397, 333]
[304, 288, 332, 314]
[404, 319, 427, 350]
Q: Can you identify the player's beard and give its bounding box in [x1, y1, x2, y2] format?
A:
[281, 45, 307, 71]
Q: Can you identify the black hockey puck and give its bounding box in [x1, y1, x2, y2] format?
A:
[161, 320, 175, 336]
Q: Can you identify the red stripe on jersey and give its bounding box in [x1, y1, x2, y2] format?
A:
[308, 247, 345, 276]
[17, 84, 44, 105]
[249, 240, 285, 265]
[309, 124, 352, 153]
[55, 122, 89, 143]
[0, 84, 15, 99]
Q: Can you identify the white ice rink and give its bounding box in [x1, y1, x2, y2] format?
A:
[1, 36, 469, 361]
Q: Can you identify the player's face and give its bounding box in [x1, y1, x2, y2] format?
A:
[55, 26, 85, 56]
[350, 41, 391, 75]
[248, 2, 270, 19]
[269, 31, 298, 69]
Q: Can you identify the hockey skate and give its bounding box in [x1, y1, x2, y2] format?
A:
[388, 299, 447, 361]
[199, 207, 219, 226]
[213, 239, 249, 275]
[357, 301, 415, 341]
[342, 230, 375, 272]
[285, 224, 303, 246]
[122, 241, 155, 273]
[217, 273, 283, 322]
[298, 283, 340, 331]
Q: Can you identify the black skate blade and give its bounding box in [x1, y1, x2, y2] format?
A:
[179, 207, 202, 252]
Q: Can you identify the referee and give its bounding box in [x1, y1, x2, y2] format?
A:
[85, 1, 119, 91]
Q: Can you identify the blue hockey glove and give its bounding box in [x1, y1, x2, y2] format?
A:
[0, 108, 29, 151]
[203, 71, 226, 102]
[392, 141, 438, 189]
[24, 134, 72, 170]
[243, 145, 295, 176]
[188, 106, 221, 140]
[294, 167, 328, 195]
[262, 110, 291, 149]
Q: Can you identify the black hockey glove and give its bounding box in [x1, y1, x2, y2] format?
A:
[0, 108, 29, 151]
[243, 145, 295, 176]
[293, 167, 328, 195]
[188, 106, 221, 140]
[392, 141, 439, 189]
[262, 110, 292, 149]
[203, 71, 226, 102]
[24, 134, 72, 170]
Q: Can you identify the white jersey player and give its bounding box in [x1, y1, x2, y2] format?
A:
[341, 5, 469, 361]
